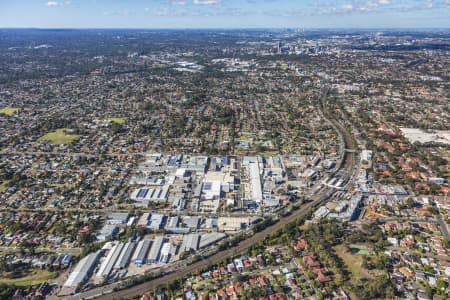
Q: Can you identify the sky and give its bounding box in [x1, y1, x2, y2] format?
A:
[0, 0, 449, 29]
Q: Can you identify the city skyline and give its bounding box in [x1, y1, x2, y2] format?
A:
[0, 0, 449, 29]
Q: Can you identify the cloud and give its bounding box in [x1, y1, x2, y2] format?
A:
[45, 1, 71, 7]
[193, 0, 222, 4]
[46, 1, 60, 6]
[171, 1, 188, 5]
[263, 0, 450, 17]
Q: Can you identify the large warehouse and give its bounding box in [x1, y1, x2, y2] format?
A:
[64, 251, 101, 287]
[96, 242, 124, 280]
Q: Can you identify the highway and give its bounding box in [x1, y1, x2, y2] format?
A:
[80, 88, 359, 300]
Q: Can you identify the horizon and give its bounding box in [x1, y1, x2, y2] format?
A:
[0, 0, 449, 29]
[1, 27, 450, 30]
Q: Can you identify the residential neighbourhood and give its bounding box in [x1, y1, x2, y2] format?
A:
[0, 27, 449, 300]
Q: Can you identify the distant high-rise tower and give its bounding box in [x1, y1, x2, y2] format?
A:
[277, 41, 282, 54]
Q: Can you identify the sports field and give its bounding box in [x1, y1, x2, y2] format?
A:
[38, 128, 80, 145]
[0, 107, 20, 116]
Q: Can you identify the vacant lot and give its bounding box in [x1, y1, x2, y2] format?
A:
[0, 180, 11, 193]
[335, 244, 382, 281]
[0, 107, 20, 116]
[38, 128, 80, 145]
[0, 269, 57, 287]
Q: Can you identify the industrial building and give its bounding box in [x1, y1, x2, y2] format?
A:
[180, 234, 200, 253]
[180, 155, 208, 174]
[313, 206, 330, 219]
[137, 213, 150, 227]
[134, 240, 152, 266]
[147, 213, 166, 230]
[159, 242, 171, 264]
[217, 217, 257, 231]
[130, 186, 170, 205]
[96, 224, 118, 241]
[61, 255, 72, 266]
[106, 212, 129, 225]
[64, 251, 101, 287]
[242, 156, 263, 203]
[114, 241, 136, 270]
[166, 216, 180, 228]
[182, 216, 200, 229]
[166, 216, 191, 233]
[147, 236, 164, 263]
[199, 233, 226, 249]
[201, 181, 222, 200]
[96, 242, 124, 280]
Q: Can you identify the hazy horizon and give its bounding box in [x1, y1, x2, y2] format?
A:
[0, 0, 449, 29]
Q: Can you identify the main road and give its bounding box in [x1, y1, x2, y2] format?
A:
[87, 89, 358, 300]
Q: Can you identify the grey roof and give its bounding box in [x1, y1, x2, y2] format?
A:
[180, 234, 200, 253]
[64, 251, 101, 287]
[136, 240, 152, 263]
[114, 241, 136, 269]
[147, 236, 164, 262]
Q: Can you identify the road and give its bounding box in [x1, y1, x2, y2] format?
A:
[387, 246, 450, 262]
[0, 246, 82, 256]
[437, 211, 450, 242]
[0, 206, 272, 220]
[76, 88, 359, 300]
[0, 150, 145, 158]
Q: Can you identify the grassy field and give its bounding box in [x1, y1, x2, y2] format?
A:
[0, 269, 57, 287]
[107, 117, 127, 124]
[335, 244, 381, 281]
[0, 180, 11, 193]
[0, 107, 20, 116]
[38, 128, 80, 145]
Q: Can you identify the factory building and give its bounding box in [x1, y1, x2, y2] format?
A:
[137, 213, 150, 227]
[180, 155, 208, 174]
[217, 217, 257, 231]
[106, 212, 129, 225]
[61, 255, 72, 267]
[313, 206, 330, 219]
[114, 241, 136, 270]
[130, 186, 170, 205]
[147, 237, 164, 263]
[199, 233, 226, 249]
[167, 216, 180, 228]
[166, 216, 190, 233]
[96, 242, 124, 280]
[242, 156, 263, 203]
[159, 242, 171, 264]
[180, 234, 200, 253]
[147, 214, 166, 230]
[134, 240, 152, 266]
[64, 251, 101, 287]
[96, 224, 118, 241]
